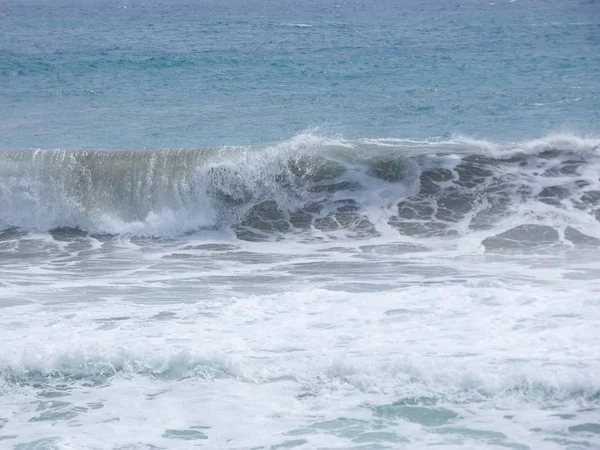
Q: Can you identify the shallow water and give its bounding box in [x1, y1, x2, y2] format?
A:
[1, 231, 600, 449]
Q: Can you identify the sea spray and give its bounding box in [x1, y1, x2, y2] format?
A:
[1, 134, 599, 246]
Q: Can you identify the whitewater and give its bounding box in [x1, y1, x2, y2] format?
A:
[1, 133, 600, 449]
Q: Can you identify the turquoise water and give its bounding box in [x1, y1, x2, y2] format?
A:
[1, 0, 598, 148]
[1, 2, 600, 450]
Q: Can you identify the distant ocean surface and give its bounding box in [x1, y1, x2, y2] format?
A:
[1, 1, 600, 449]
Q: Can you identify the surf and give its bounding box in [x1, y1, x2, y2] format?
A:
[0, 133, 599, 248]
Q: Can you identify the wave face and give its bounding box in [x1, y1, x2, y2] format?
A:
[1, 134, 599, 246]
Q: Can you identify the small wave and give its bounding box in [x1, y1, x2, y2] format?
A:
[2, 345, 598, 407]
[281, 23, 314, 28]
[0, 348, 239, 385]
[0, 133, 599, 245]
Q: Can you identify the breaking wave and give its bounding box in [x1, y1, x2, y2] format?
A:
[2, 345, 599, 407]
[1, 133, 599, 246]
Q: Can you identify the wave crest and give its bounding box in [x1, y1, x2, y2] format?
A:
[1, 133, 599, 244]
[3, 344, 599, 407]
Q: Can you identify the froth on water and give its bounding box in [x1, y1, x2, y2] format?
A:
[1, 133, 599, 250]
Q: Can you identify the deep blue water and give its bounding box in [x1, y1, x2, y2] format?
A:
[1, 0, 598, 149]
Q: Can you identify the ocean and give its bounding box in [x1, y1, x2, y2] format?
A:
[1, 0, 599, 449]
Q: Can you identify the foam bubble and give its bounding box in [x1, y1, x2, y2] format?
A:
[1, 282, 599, 448]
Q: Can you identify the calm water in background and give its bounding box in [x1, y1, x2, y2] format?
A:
[1, 0, 599, 148]
[1, 1, 600, 449]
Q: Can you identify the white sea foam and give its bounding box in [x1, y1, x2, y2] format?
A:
[1, 278, 599, 449]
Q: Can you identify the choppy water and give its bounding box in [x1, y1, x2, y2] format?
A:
[1, 1, 600, 449]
